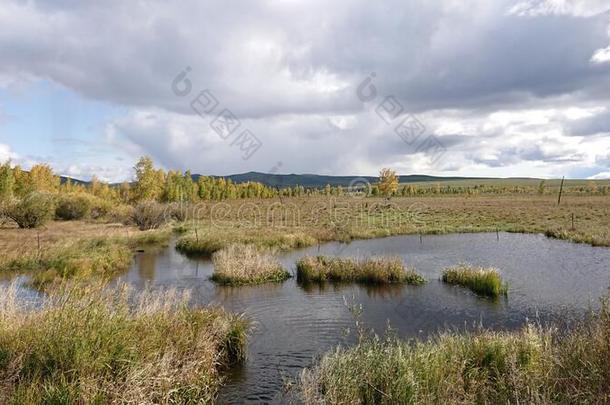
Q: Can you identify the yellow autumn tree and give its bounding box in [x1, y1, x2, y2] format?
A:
[378, 168, 398, 198]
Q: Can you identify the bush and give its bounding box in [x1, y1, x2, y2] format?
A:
[2, 192, 56, 228]
[106, 204, 135, 224]
[131, 201, 167, 230]
[55, 193, 92, 220]
[89, 197, 113, 220]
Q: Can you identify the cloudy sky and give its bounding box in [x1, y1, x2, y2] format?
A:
[1, 0, 610, 182]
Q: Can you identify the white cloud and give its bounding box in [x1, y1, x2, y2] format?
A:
[589, 171, 610, 179]
[591, 45, 610, 63]
[509, 0, 610, 17]
[0, 143, 17, 162]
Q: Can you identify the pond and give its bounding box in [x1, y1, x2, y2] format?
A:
[117, 232, 610, 403]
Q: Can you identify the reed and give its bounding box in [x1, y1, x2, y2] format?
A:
[0, 282, 248, 404]
[442, 264, 508, 298]
[296, 256, 425, 285]
[299, 298, 610, 404]
[211, 244, 290, 285]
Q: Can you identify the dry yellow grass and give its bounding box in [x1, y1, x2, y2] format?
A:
[176, 194, 610, 249]
[211, 244, 290, 285]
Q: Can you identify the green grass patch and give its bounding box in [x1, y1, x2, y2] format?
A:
[0, 282, 248, 404]
[211, 244, 291, 285]
[442, 264, 508, 298]
[296, 256, 425, 285]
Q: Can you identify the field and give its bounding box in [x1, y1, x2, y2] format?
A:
[173, 194, 610, 249]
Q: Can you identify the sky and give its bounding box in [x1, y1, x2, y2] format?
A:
[0, 0, 610, 182]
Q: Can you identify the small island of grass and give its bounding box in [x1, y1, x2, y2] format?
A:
[211, 244, 291, 285]
[442, 264, 508, 298]
[296, 256, 425, 285]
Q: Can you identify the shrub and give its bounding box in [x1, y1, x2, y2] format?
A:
[107, 204, 135, 224]
[2, 192, 56, 228]
[55, 193, 92, 220]
[442, 264, 508, 298]
[0, 282, 248, 403]
[131, 201, 167, 230]
[296, 256, 425, 285]
[89, 197, 113, 220]
[211, 244, 290, 285]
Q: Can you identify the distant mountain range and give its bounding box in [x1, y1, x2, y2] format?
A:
[61, 171, 539, 189]
[198, 172, 487, 188]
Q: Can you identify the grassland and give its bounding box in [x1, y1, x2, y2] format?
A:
[442, 265, 508, 298]
[0, 282, 248, 404]
[296, 256, 425, 285]
[173, 195, 610, 252]
[211, 244, 291, 285]
[299, 298, 610, 404]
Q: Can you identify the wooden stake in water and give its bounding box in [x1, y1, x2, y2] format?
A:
[496, 227, 499, 241]
[558, 176, 565, 205]
[419, 234, 422, 244]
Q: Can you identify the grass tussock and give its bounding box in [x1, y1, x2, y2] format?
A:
[299, 300, 610, 404]
[442, 264, 508, 298]
[0, 282, 248, 404]
[296, 256, 425, 285]
[211, 244, 290, 285]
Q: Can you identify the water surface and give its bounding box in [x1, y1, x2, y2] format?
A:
[118, 232, 610, 403]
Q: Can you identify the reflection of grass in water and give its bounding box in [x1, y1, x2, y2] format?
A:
[211, 244, 291, 286]
[299, 298, 610, 404]
[296, 256, 425, 285]
[298, 279, 407, 299]
[0, 282, 248, 404]
[442, 264, 508, 298]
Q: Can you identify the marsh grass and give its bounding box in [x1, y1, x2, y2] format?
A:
[211, 244, 290, 285]
[299, 299, 610, 404]
[296, 256, 425, 285]
[299, 327, 551, 404]
[176, 227, 317, 256]
[442, 264, 508, 298]
[0, 229, 172, 289]
[0, 282, 248, 404]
